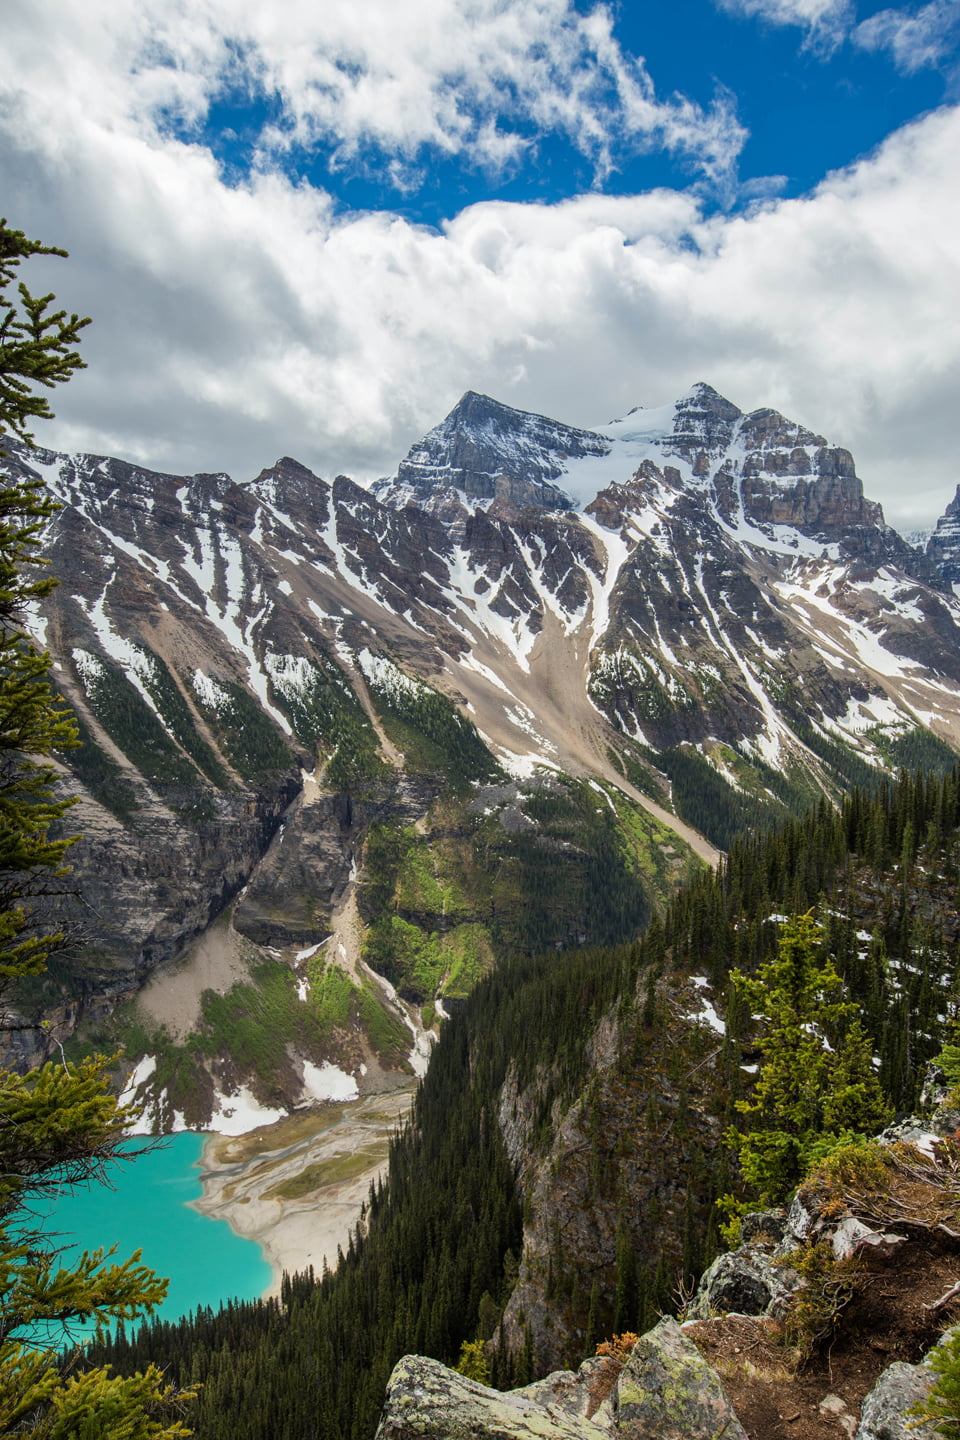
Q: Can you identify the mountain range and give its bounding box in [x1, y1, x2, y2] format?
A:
[6, 380, 960, 1116]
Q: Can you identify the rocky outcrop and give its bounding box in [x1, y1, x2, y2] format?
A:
[612, 1319, 748, 1440]
[855, 1361, 939, 1440]
[927, 485, 960, 586]
[683, 1213, 801, 1321]
[233, 791, 357, 948]
[375, 1320, 747, 1440]
[3, 769, 298, 1068]
[374, 1356, 611, 1440]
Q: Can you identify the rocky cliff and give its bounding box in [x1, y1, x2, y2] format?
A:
[6, 382, 960, 1111]
[377, 1099, 960, 1440]
[927, 484, 960, 586]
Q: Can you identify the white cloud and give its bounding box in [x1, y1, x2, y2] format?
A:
[3, 0, 743, 188]
[854, 0, 960, 73]
[713, 0, 854, 48]
[2, 3, 960, 529]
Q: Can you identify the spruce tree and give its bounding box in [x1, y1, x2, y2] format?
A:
[726, 913, 892, 1205]
[0, 220, 193, 1437]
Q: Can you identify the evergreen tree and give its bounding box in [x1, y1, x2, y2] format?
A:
[0, 221, 192, 1437]
[726, 913, 892, 1204]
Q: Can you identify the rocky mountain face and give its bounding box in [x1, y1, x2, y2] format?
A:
[927, 485, 960, 585]
[5, 381, 960, 1116]
[375, 389, 597, 511]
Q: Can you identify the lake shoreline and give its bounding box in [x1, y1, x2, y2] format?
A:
[193, 1088, 416, 1296]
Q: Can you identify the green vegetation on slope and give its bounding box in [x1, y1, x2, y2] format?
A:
[66, 711, 142, 821]
[93, 767, 960, 1439]
[192, 677, 294, 780]
[68, 942, 411, 1129]
[364, 663, 500, 788]
[71, 651, 199, 788]
[358, 776, 687, 1002]
[268, 653, 389, 792]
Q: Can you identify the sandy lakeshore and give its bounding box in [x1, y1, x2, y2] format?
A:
[193, 1088, 416, 1295]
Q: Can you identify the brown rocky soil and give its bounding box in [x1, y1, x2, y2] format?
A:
[685, 1231, 960, 1440]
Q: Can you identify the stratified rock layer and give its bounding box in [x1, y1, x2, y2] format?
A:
[927, 485, 960, 586]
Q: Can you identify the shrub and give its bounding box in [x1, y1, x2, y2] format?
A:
[454, 1339, 491, 1385]
[596, 1333, 640, 1364]
[913, 1328, 960, 1438]
[783, 1241, 865, 1361]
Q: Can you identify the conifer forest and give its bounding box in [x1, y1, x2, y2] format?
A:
[91, 767, 960, 1439]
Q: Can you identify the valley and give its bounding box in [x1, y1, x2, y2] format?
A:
[9, 380, 960, 1098]
[12, 380, 960, 1437]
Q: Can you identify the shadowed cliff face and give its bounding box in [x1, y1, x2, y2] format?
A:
[3, 382, 960, 1078]
[927, 484, 960, 585]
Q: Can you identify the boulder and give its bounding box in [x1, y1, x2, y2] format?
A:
[739, 1208, 788, 1244]
[831, 1217, 907, 1263]
[374, 1354, 612, 1440]
[854, 1361, 939, 1440]
[685, 1239, 801, 1321]
[612, 1318, 748, 1440]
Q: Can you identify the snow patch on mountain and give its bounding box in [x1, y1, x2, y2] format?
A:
[357, 649, 429, 700]
[577, 513, 634, 653]
[192, 670, 232, 711]
[445, 547, 538, 672]
[300, 1060, 359, 1103]
[264, 653, 320, 702]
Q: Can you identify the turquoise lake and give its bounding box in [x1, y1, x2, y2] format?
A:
[39, 1132, 271, 1328]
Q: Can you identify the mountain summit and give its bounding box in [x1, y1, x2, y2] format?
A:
[927, 485, 960, 585]
[380, 384, 934, 577]
[376, 390, 608, 511]
[4, 381, 960, 1102]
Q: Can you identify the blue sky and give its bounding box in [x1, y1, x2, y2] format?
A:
[3, 0, 960, 524]
[186, 0, 952, 221]
[170, 0, 955, 218]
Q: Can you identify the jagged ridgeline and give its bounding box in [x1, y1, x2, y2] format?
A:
[8, 378, 960, 1088]
[93, 768, 960, 1440]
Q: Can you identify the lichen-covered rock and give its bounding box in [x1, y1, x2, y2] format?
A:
[685, 1249, 769, 1320]
[878, 1116, 943, 1153]
[513, 1356, 620, 1420]
[739, 1208, 787, 1244]
[854, 1361, 939, 1440]
[782, 1190, 816, 1247]
[374, 1355, 613, 1440]
[684, 1235, 800, 1321]
[831, 1217, 907, 1263]
[612, 1317, 748, 1440]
